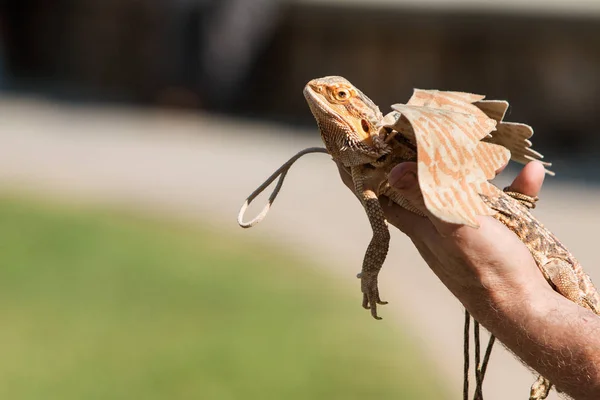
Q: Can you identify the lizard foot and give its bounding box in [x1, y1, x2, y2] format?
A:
[359, 272, 388, 320]
[503, 187, 539, 209]
[529, 375, 552, 400]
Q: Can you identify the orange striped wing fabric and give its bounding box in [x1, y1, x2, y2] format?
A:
[475, 99, 553, 174]
[407, 90, 552, 172]
[390, 102, 502, 227]
[383, 89, 550, 227]
[384, 89, 550, 227]
[404, 90, 552, 173]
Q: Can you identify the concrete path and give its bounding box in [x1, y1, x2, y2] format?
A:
[2, 95, 599, 399]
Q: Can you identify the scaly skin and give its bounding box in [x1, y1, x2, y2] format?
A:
[303, 76, 600, 399]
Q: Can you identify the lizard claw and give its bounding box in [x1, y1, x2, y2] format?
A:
[359, 272, 388, 319]
[530, 376, 552, 400]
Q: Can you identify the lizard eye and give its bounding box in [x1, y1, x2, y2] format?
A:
[334, 89, 349, 101]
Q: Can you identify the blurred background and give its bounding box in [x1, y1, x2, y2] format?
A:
[1, 0, 600, 399]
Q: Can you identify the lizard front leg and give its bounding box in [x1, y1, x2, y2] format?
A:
[351, 165, 390, 320]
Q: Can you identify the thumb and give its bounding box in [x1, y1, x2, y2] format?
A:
[388, 162, 462, 237]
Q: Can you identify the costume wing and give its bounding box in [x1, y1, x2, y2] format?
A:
[407, 89, 553, 173]
[382, 89, 553, 227]
[390, 103, 500, 227]
[476, 99, 553, 174]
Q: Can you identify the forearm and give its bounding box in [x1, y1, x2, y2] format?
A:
[374, 162, 600, 397]
[464, 277, 600, 399]
[383, 203, 600, 398]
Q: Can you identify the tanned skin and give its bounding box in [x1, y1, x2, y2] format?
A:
[304, 76, 599, 398]
[337, 160, 600, 400]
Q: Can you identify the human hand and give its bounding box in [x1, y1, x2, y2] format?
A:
[336, 160, 600, 399]
[379, 161, 549, 314]
[336, 160, 549, 314]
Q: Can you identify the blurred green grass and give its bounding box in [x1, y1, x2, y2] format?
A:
[0, 196, 447, 399]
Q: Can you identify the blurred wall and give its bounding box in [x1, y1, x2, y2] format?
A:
[2, 1, 600, 154]
[2, 0, 171, 100]
[246, 5, 600, 156]
[1, 0, 280, 106]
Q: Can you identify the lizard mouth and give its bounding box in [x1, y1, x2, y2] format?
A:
[303, 84, 348, 129]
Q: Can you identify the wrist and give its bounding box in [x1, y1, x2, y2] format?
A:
[458, 268, 551, 329]
[474, 282, 600, 399]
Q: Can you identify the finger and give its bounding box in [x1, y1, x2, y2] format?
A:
[388, 162, 426, 210]
[506, 161, 546, 198]
[380, 195, 434, 237]
[388, 162, 460, 236]
[386, 162, 429, 234]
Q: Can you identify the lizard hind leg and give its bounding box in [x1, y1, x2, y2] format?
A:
[542, 259, 589, 309]
[503, 187, 539, 210]
[530, 375, 552, 400]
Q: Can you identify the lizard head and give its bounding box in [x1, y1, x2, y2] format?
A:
[304, 76, 391, 167]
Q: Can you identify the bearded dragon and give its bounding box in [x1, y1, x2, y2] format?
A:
[238, 76, 600, 399]
[299, 76, 600, 399]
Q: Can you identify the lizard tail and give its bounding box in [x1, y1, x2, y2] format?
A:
[237, 147, 329, 228]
